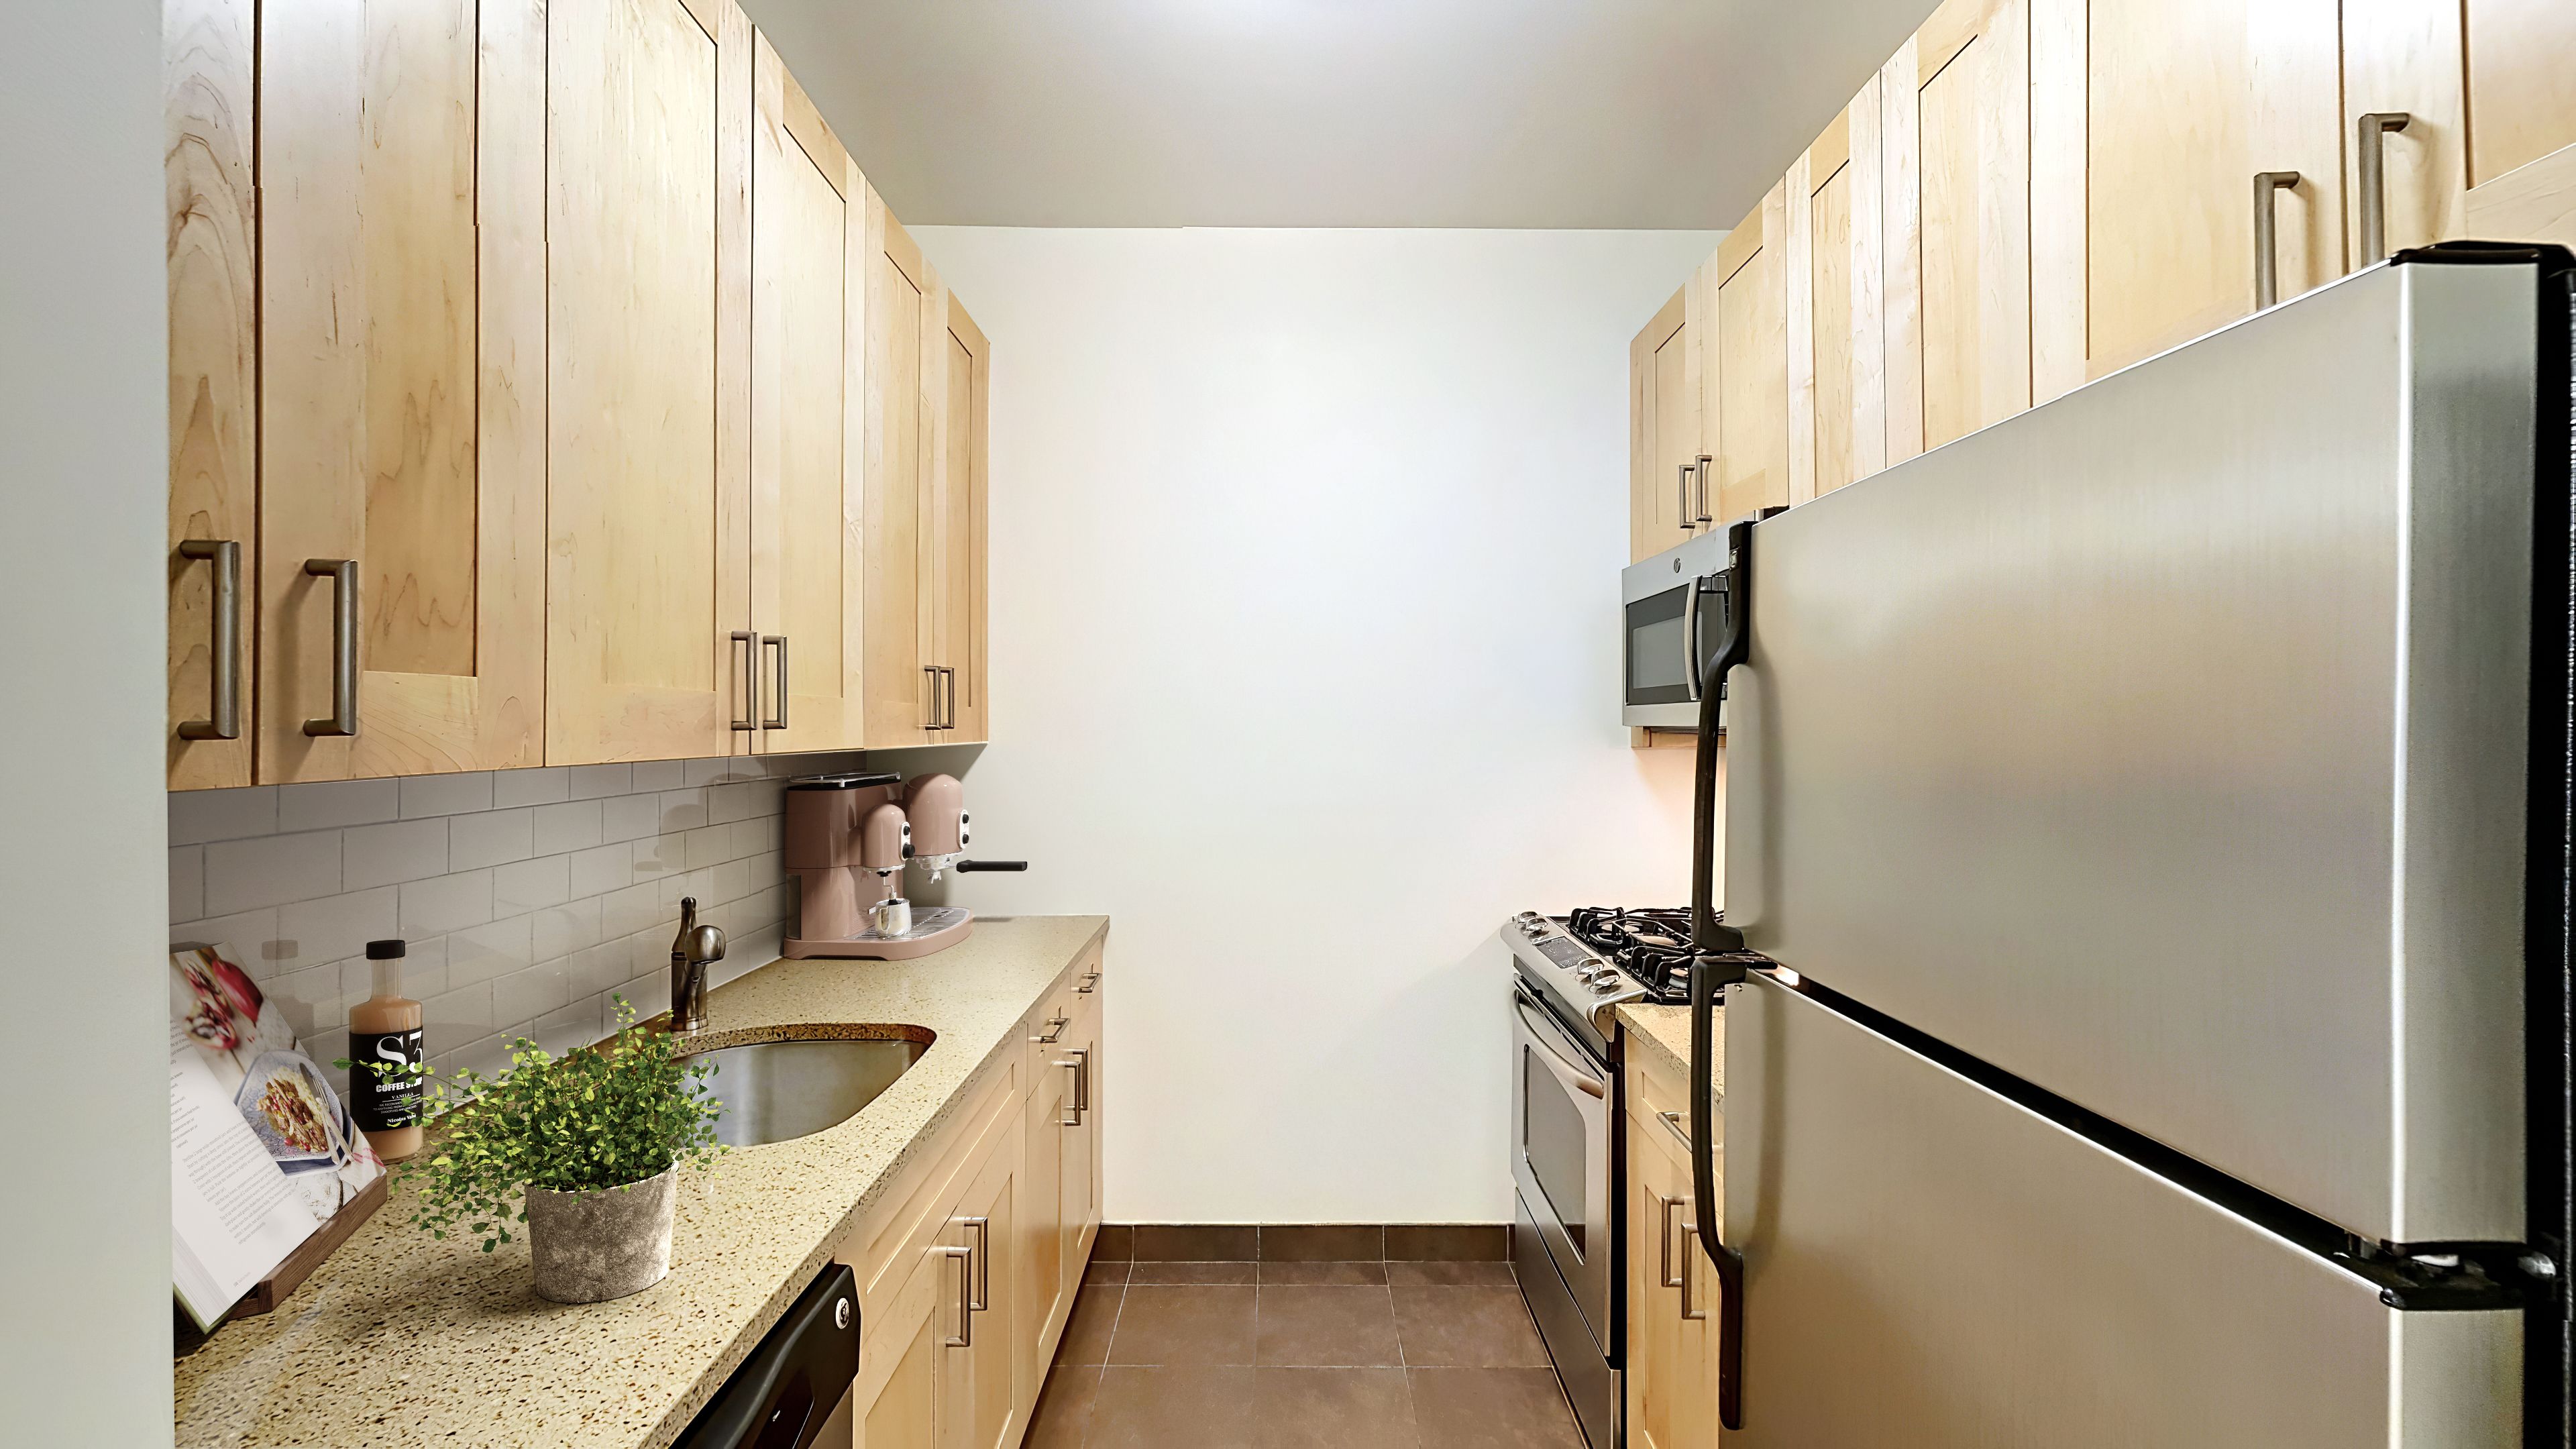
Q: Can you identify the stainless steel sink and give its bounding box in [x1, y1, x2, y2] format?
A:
[680, 1034, 930, 1147]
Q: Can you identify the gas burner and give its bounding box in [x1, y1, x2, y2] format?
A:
[1562, 908, 1700, 1004]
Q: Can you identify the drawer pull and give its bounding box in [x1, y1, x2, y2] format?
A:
[1033, 1014, 1068, 1044]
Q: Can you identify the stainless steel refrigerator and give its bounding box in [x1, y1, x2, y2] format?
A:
[1683, 244, 2574, 1446]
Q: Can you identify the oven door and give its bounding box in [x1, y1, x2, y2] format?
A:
[1512, 985, 1615, 1349]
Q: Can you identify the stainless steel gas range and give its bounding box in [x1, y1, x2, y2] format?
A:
[1502, 907, 1735, 1449]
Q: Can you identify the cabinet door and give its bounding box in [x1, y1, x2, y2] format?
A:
[255, 0, 549, 783]
[166, 0, 258, 790]
[1885, 0, 2033, 446]
[941, 1130, 1022, 1449]
[2465, 0, 2576, 191]
[2031, 0, 2343, 394]
[1629, 286, 1701, 561]
[750, 38, 865, 754]
[2338, 0, 2467, 264]
[545, 0, 753, 767]
[1020, 1018, 1070, 1422]
[930, 295, 990, 743]
[1711, 182, 1790, 525]
[1064, 985, 1103, 1278]
[1788, 85, 1888, 501]
[1625, 1108, 1722, 1449]
[864, 195, 937, 748]
[858, 1248, 941, 1449]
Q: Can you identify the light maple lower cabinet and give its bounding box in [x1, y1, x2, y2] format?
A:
[1625, 1091, 1723, 1449]
[847, 955, 1104, 1449]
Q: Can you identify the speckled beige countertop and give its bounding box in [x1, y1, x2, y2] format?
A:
[1617, 1002, 1723, 1100]
[174, 914, 1110, 1449]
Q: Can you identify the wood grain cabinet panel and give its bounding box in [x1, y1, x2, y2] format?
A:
[245, 0, 549, 784]
[1883, 0, 2032, 447]
[864, 198, 937, 749]
[2031, 0, 2344, 396]
[2465, 0, 2576, 191]
[750, 36, 866, 755]
[2345, 0, 2576, 255]
[1711, 182, 1792, 525]
[1624, 1102, 1723, 1449]
[934, 298, 991, 744]
[543, 0, 753, 767]
[1788, 86, 1888, 501]
[166, 0, 259, 790]
[1629, 286, 1702, 561]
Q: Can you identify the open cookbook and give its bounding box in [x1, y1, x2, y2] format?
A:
[169, 943, 384, 1330]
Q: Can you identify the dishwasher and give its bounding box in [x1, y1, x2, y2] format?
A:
[674, 1264, 861, 1449]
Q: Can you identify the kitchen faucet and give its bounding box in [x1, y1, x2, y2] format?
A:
[669, 896, 726, 1034]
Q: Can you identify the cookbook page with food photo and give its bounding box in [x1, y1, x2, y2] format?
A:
[168, 944, 383, 1329]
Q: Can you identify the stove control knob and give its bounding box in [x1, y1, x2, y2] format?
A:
[1590, 978, 1623, 996]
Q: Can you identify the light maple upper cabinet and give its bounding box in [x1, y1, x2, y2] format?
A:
[2029, 0, 2345, 397]
[1629, 286, 1703, 561]
[1884, 0, 2033, 450]
[929, 296, 991, 744]
[168, 0, 550, 788]
[1788, 83, 1889, 501]
[750, 36, 867, 755]
[545, 0, 755, 767]
[166, 0, 258, 790]
[1708, 181, 1792, 525]
[863, 199, 938, 749]
[2343, 0, 2576, 256]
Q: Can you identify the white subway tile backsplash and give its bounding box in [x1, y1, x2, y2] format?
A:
[275, 886, 398, 972]
[566, 841, 633, 899]
[170, 785, 278, 845]
[565, 763, 633, 800]
[276, 778, 400, 833]
[170, 847, 205, 922]
[400, 869, 495, 936]
[533, 896, 604, 964]
[172, 749, 822, 1079]
[344, 818, 451, 891]
[304, 1026, 351, 1075]
[531, 799, 603, 857]
[492, 957, 572, 1025]
[399, 771, 494, 819]
[449, 807, 535, 870]
[204, 829, 343, 914]
[598, 792, 662, 845]
[490, 765, 570, 809]
[447, 915, 534, 987]
[493, 853, 570, 915]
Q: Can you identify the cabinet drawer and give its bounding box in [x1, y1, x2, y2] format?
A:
[1625, 1036, 1714, 1161]
[841, 1056, 1018, 1312]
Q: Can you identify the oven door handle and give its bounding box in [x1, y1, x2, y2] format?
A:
[1515, 996, 1608, 1099]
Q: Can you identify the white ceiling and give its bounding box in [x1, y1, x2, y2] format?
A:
[737, 0, 1940, 229]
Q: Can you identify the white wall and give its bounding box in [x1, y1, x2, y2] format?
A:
[906, 227, 1717, 1223]
[0, 1, 173, 1441]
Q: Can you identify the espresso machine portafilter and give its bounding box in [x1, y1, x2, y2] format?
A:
[781, 771, 1024, 960]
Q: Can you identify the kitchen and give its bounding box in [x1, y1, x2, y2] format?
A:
[9, 0, 2576, 1446]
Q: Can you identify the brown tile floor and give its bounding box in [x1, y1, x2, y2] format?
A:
[1029, 1260, 1584, 1448]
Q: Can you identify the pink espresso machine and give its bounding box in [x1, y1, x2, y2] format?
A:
[781, 772, 1025, 959]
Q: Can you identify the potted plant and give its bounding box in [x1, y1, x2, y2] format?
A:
[346, 998, 725, 1303]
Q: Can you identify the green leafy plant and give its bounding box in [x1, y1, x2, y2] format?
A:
[341, 997, 725, 1252]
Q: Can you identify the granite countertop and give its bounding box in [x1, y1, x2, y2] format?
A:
[174, 914, 1110, 1449]
[1617, 1002, 1722, 1101]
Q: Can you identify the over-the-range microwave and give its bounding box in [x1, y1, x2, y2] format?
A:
[1621, 529, 1731, 729]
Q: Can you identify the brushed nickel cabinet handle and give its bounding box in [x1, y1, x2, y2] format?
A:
[176, 539, 241, 741]
[1076, 970, 1099, 995]
[2357, 112, 2411, 264]
[1656, 1108, 1694, 1153]
[759, 635, 788, 730]
[729, 631, 757, 731]
[1680, 1220, 1709, 1320]
[1057, 1056, 1084, 1126]
[2252, 170, 2301, 310]
[936, 1244, 973, 1347]
[961, 1215, 990, 1311]
[922, 663, 940, 731]
[1677, 463, 1695, 533]
[301, 559, 359, 737]
[1695, 453, 1715, 526]
[944, 665, 959, 730]
[1034, 1013, 1069, 1044]
[1658, 1193, 1687, 1289]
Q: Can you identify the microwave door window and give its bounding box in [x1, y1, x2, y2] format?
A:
[1523, 1048, 1591, 1254]
[1627, 588, 1695, 706]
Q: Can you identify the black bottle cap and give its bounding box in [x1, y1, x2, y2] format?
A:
[364, 939, 407, 960]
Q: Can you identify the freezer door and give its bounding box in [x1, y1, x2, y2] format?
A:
[1721, 977, 2519, 1446]
[1722, 258, 2546, 1244]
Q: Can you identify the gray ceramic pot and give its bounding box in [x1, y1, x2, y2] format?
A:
[524, 1165, 677, 1303]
